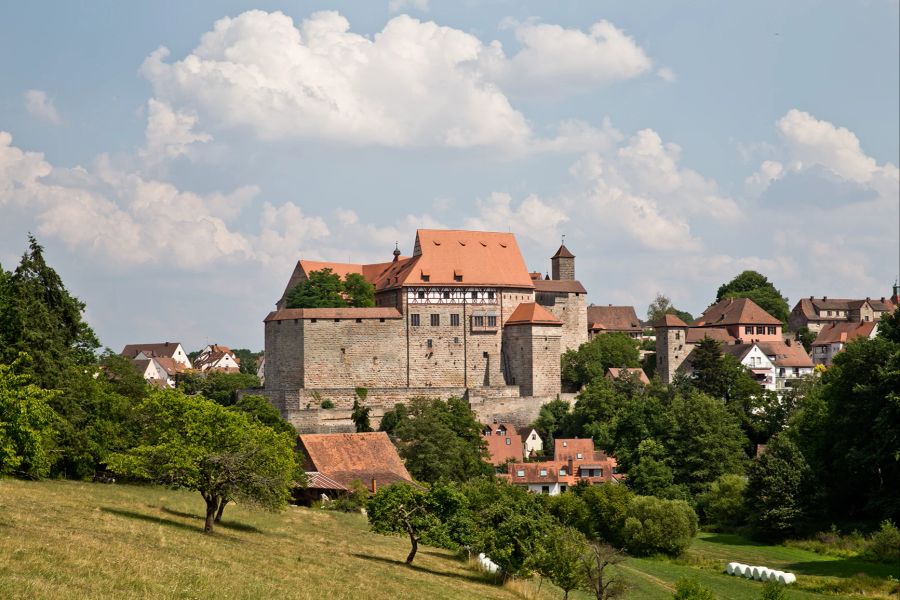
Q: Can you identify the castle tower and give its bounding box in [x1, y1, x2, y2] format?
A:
[551, 244, 575, 281]
[653, 314, 689, 384]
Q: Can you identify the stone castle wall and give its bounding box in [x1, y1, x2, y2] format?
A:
[536, 291, 588, 352]
[655, 326, 688, 384]
[503, 324, 562, 396]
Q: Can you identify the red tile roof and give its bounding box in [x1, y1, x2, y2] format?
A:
[121, 342, 183, 359]
[756, 340, 814, 368]
[508, 460, 571, 484]
[375, 230, 535, 290]
[533, 279, 587, 294]
[606, 368, 650, 384]
[812, 321, 878, 346]
[794, 296, 896, 320]
[264, 307, 403, 322]
[685, 327, 737, 344]
[506, 302, 562, 326]
[552, 244, 575, 259]
[694, 298, 781, 327]
[588, 305, 642, 332]
[652, 314, 688, 327]
[554, 438, 596, 462]
[483, 432, 524, 466]
[298, 432, 412, 493]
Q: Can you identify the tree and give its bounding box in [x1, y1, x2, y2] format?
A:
[0, 358, 57, 478]
[622, 496, 698, 556]
[716, 270, 789, 325]
[567, 377, 622, 446]
[646, 293, 693, 324]
[561, 333, 640, 390]
[608, 390, 671, 472]
[368, 482, 441, 564]
[0, 235, 99, 388]
[392, 397, 492, 483]
[177, 371, 260, 406]
[344, 273, 375, 307]
[745, 434, 810, 540]
[665, 391, 747, 495]
[351, 388, 373, 433]
[794, 327, 816, 353]
[575, 483, 634, 547]
[535, 526, 589, 600]
[284, 268, 376, 309]
[699, 474, 747, 527]
[378, 402, 408, 436]
[229, 395, 296, 437]
[109, 390, 296, 533]
[230, 348, 262, 375]
[533, 397, 572, 450]
[547, 491, 591, 533]
[581, 542, 627, 600]
[626, 439, 678, 499]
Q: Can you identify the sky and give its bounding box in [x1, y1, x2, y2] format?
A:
[1, 0, 898, 352]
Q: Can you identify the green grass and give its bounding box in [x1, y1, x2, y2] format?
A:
[0, 480, 896, 599]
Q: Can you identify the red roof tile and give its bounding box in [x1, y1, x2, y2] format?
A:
[685, 327, 737, 344]
[652, 314, 688, 327]
[606, 368, 650, 384]
[121, 342, 183, 359]
[552, 244, 575, 259]
[298, 432, 412, 493]
[694, 298, 781, 327]
[483, 432, 524, 466]
[534, 279, 587, 294]
[812, 321, 877, 346]
[506, 303, 562, 326]
[588, 305, 642, 332]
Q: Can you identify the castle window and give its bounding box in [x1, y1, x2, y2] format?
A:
[431, 314, 440, 326]
[473, 315, 484, 327]
[380, 318, 385, 323]
[443, 291, 451, 299]
[427, 339, 433, 348]
[675, 331, 681, 340]
[422, 275, 430, 282]
[756, 326, 765, 334]
[310, 319, 316, 323]
[411, 314, 420, 326]
[356, 319, 362, 323]
[745, 326, 752, 334]
[334, 319, 340, 322]
[450, 314, 460, 326]
[487, 315, 497, 327]
[487, 291, 495, 300]
[418, 291, 425, 299]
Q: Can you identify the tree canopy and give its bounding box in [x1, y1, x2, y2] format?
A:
[109, 390, 297, 533]
[561, 333, 640, 390]
[0, 235, 99, 388]
[285, 268, 375, 309]
[0, 358, 57, 478]
[646, 293, 693, 324]
[715, 270, 789, 324]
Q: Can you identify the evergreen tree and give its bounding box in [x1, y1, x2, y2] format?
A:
[0, 236, 99, 388]
[746, 434, 810, 540]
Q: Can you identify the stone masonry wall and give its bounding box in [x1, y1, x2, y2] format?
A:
[503, 324, 562, 396]
[536, 291, 588, 352]
[301, 317, 406, 388]
[655, 326, 688, 384]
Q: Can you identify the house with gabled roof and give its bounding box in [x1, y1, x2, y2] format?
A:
[811, 321, 879, 366]
[193, 344, 241, 373]
[131, 356, 181, 388]
[482, 422, 524, 467]
[506, 437, 621, 495]
[121, 342, 191, 370]
[788, 285, 898, 333]
[587, 305, 643, 339]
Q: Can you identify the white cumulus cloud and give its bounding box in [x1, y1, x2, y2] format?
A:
[140, 99, 212, 166]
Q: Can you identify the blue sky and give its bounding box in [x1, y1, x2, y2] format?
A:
[1, 0, 897, 352]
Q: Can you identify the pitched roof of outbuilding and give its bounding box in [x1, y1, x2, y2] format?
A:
[588, 305, 642, 332]
[298, 432, 412, 492]
[812, 321, 878, 346]
[533, 279, 587, 294]
[506, 302, 562, 326]
[685, 327, 737, 344]
[693, 297, 781, 327]
[756, 341, 814, 368]
[652, 314, 688, 328]
[121, 342, 183, 359]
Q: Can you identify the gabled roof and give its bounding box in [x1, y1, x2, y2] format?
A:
[298, 432, 412, 493]
[483, 431, 524, 466]
[793, 296, 895, 320]
[552, 244, 575, 259]
[264, 307, 403, 322]
[554, 438, 596, 462]
[812, 321, 878, 346]
[533, 279, 587, 294]
[686, 327, 737, 344]
[305, 471, 348, 491]
[756, 341, 814, 368]
[506, 302, 562, 326]
[693, 298, 781, 327]
[375, 230, 535, 290]
[588, 305, 642, 332]
[508, 460, 570, 483]
[606, 368, 650, 385]
[121, 342, 183, 359]
[652, 314, 688, 328]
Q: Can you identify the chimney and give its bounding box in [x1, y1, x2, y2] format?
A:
[823, 296, 827, 301]
[371, 478, 377, 494]
[809, 296, 813, 300]
[881, 297, 886, 303]
[786, 339, 792, 347]
[866, 297, 871, 301]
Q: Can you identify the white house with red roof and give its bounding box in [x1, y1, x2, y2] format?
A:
[193, 344, 241, 373]
[811, 321, 879, 366]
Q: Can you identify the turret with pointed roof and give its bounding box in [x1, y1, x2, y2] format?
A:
[551, 243, 575, 281]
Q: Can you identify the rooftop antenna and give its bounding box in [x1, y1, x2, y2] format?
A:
[561, 234, 566, 246]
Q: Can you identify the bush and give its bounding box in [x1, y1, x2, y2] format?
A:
[864, 520, 900, 563]
[325, 480, 369, 513]
[320, 399, 335, 409]
[672, 577, 714, 600]
[622, 496, 698, 556]
[760, 581, 785, 600]
[700, 474, 747, 527]
[576, 483, 634, 547]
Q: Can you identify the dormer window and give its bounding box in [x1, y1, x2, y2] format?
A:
[505, 438, 511, 445]
[422, 275, 430, 282]
[576, 453, 583, 459]
[540, 468, 547, 476]
[516, 469, 525, 477]
[562, 441, 568, 447]
[559, 468, 567, 476]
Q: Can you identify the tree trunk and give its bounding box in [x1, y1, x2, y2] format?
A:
[204, 496, 217, 534]
[405, 531, 418, 564]
[214, 498, 228, 524]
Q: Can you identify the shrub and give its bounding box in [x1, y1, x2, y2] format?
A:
[864, 520, 900, 563]
[320, 399, 335, 409]
[622, 496, 698, 556]
[672, 577, 714, 600]
[576, 482, 634, 547]
[325, 480, 369, 513]
[760, 580, 786, 600]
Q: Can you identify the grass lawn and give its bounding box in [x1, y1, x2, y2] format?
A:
[1, 480, 896, 599]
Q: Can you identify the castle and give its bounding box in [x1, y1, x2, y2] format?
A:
[260, 229, 589, 432]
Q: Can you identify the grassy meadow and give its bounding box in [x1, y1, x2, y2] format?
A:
[0, 480, 896, 600]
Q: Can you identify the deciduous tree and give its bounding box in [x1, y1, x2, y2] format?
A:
[368, 482, 440, 564]
[561, 333, 640, 390]
[716, 270, 789, 325]
[0, 358, 57, 478]
[581, 542, 627, 600]
[745, 434, 810, 540]
[535, 526, 588, 600]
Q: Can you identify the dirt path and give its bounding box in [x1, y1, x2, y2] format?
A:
[619, 563, 677, 593]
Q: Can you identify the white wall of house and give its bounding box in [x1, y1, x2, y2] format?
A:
[169, 344, 191, 369]
[738, 345, 777, 391]
[522, 429, 543, 457]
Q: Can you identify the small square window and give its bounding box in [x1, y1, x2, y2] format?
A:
[411, 314, 420, 326]
[767, 326, 776, 335]
[454, 275, 463, 282]
[516, 469, 525, 477]
[675, 331, 681, 340]
[576, 453, 583, 459]
[431, 314, 440, 326]
[559, 468, 567, 476]
[540, 469, 547, 476]
[443, 291, 451, 299]
[473, 315, 484, 327]
[562, 441, 567, 447]
[426, 339, 433, 349]
[756, 326, 765, 334]
[422, 275, 430, 282]
[505, 438, 511, 445]
[471, 291, 477, 299]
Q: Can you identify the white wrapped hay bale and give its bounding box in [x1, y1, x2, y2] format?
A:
[477, 553, 500, 574]
[747, 566, 760, 579]
[726, 562, 739, 575]
[778, 572, 796, 585]
[757, 567, 772, 581]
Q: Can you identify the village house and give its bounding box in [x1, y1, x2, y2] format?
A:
[481, 422, 524, 467]
[654, 297, 814, 390]
[193, 344, 241, 373]
[130, 356, 180, 388]
[255, 354, 265, 384]
[296, 432, 413, 504]
[121, 341, 192, 370]
[587, 305, 644, 340]
[811, 321, 879, 367]
[521, 427, 544, 458]
[788, 284, 898, 333]
[259, 229, 591, 432]
[506, 438, 620, 496]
